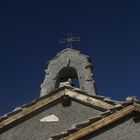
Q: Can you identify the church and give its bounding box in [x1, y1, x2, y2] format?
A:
[0, 46, 140, 139]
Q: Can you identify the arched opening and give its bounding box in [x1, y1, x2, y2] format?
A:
[55, 67, 80, 88]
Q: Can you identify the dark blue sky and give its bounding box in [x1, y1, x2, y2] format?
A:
[0, 0, 140, 115]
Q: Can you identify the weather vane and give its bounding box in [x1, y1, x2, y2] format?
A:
[59, 33, 80, 48]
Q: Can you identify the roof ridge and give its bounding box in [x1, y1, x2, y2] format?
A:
[1, 85, 138, 124]
[1, 86, 139, 134]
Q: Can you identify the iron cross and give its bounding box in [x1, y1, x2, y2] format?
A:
[59, 33, 80, 48]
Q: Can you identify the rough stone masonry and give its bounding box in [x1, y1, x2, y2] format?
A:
[40, 48, 97, 97]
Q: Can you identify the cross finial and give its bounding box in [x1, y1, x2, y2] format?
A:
[59, 33, 80, 48]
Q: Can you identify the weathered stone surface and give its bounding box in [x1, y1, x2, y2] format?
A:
[40, 48, 97, 97]
[40, 114, 59, 123]
[80, 114, 140, 140]
[0, 100, 101, 140]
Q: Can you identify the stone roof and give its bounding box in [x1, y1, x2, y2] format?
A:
[1, 85, 140, 140]
[49, 99, 140, 140]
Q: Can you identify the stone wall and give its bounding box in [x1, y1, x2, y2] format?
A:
[0, 100, 101, 140]
[40, 48, 97, 97]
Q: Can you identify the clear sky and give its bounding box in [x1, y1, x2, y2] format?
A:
[0, 0, 140, 115]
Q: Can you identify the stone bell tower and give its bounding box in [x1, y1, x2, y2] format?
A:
[40, 48, 97, 97]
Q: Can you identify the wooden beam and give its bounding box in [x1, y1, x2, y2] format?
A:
[65, 89, 114, 110]
[134, 103, 140, 112]
[0, 91, 64, 130]
[0, 87, 113, 131]
[61, 105, 134, 140]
